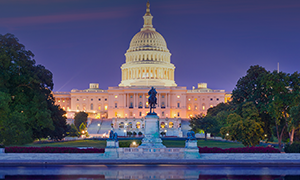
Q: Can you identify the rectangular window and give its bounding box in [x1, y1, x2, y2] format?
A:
[139, 112, 142, 116]
[162, 112, 165, 116]
[115, 103, 117, 108]
[105, 105, 108, 110]
[177, 103, 180, 108]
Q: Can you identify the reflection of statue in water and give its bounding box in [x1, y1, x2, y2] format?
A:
[109, 130, 118, 141]
[148, 87, 157, 115]
[187, 131, 196, 140]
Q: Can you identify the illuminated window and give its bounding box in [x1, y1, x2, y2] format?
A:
[139, 102, 143, 108]
[177, 95, 180, 98]
[62, 107, 65, 110]
[188, 98, 191, 101]
[63, 100, 65, 102]
[98, 106, 101, 110]
[115, 95, 118, 98]
[146, 102, 149, 108]
[161, 122, 165, 128]
[169, 122, 174, 128]
[210, 105, 213, 108]
[194, 98, 197, 101]
[83, 106, 86, 110]
[83, 99, 86, 101]
[58, 100, 60, 102]
[188, 106, 191, 110]
[161, 102, 165, 108]
[115, 112, 118, 117]
[67, 107, 70, 111]
[136, 122, 141, 129]
[202, 105, 205, 110]
[195, 106, 198, 110]
[104, 105, 108, 110]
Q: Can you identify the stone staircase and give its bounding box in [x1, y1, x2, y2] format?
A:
[87, 119, 112, 137]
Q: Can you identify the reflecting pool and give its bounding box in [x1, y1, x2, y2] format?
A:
[0, 165, 300, 180]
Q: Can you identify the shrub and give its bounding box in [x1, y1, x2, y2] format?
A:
[284, 142, 300, 153]
[5, 147, 105, 153]
[198, 146, 280, 153]
[138, 132, 143, 136]
[0, 145, 4, 148]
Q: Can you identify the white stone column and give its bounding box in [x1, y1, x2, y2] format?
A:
[143, 93, 145, 109]
[133, 93, 136, 108]
[168, 93, 171, 108]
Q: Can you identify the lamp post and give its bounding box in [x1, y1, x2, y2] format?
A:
[124, 129, 126, 137]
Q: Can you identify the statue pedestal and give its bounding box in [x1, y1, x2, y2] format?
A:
[139, 115, 166, 148]
[185, 140, 198, 149]
[106, 140, 119, 148]
[184, 140, 200, 159]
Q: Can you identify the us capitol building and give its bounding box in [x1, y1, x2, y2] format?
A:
[54, 2, 230, 137]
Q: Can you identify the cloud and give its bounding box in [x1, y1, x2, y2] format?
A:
[158, 1, 300, 15]
[0, 7, 134, 28]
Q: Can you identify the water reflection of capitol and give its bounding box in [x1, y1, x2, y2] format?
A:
[54, 2, 230, 137]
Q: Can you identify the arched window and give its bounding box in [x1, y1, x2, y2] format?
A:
[169, 122, 174, 128]
[119, 122, 124, 128]
[128, 122, 132, 128]
[136, 122, 141, 129]
[161, 122, 165, 128]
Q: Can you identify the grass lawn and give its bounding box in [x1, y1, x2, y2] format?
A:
[22, 139, 245, 149]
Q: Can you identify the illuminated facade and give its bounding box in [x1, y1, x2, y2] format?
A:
[53, 2, 228, 136]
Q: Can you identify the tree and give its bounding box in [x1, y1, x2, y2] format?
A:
[231, 65, 273, 141]
[220, 102, 264, 147]
[68, 124, 80, 137]
[74, 112, 88, 130]
[0, 33, 67, 145]
[264, 71, 300, 146]
[189, 114, 217, 140]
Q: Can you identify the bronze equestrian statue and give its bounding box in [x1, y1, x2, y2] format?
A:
[148, 87, 157, 115]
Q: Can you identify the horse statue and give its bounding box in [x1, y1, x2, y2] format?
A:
[187, 131, 196, 140]
[108, 130, 118, 141]
[148, 87, 157, 115]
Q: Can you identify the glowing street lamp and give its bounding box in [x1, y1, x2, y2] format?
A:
[124, 129, 126, 137]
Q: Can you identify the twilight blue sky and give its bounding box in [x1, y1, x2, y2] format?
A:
[1, 0, 300, 92]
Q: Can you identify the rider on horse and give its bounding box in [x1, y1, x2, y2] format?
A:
[148, 87, 157, 115]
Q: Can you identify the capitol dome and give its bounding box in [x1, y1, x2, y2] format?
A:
[127, 29, 169, 53]
[119, 2, 176, 87]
